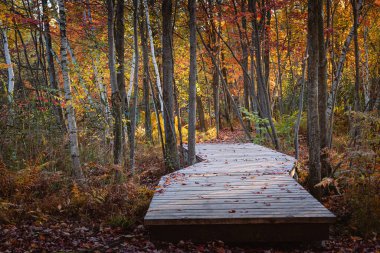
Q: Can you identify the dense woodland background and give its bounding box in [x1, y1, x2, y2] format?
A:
[0, 0, 379, 251]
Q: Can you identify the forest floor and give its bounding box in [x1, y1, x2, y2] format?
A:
[0, 129, 379, 252]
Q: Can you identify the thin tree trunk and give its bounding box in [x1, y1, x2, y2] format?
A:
[58, 0, 84, 180]
[362, 27, 370, 110]
[249, 0, 279, 150]
[294, 45, 308, 160]
[149, 75, 166, 157]
[1, 24, 14, 104]
[232, 0, 251, 126]
[307, 0, 321, 198]
[162, 0, 179, 170]
[115, 0, 127, 158]
[140, 5, 153, 143]
[42, 0, 66, 130]
[352, 0, 361, 114]
[221, 51, 233, 131]
[187, 0, 197, 165]
[128, 0, 140, 173]
[274, 8, 283, 115]
[67, 43, 95, 107]
[197, 95, 206, 131]
[263, 7, 271, 97]
[107, 0, 123, 180]
[326, 0, 364, 146]
[317, 0, 329, 177]
[143, 0, 163, 112]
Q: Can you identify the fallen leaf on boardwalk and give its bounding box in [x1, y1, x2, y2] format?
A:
[228, 210, 236, 213]
[156, 189, 165, 193]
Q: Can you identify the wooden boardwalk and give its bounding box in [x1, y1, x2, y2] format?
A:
[145, 143, 335, 242]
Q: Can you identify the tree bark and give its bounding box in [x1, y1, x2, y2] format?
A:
[140, 5, 153, 143]
[128, 0, 140, 173]
[58, 0, 84, 180]
[115, 0, 127, 158]
[317, 0, 329, 177]
[362, 27, 370, 110]
[1, 23, 15, 105]
[143, 0, 164, 112]
[162, 0, 179, 170]
[263, 6, 271, 97]
[197, 95, 206, 131]
[307, 0, 321, 198]
[187, 0, 197, 165]
[107, 0, 123, 180]
[294, 45, 308, 160]
[352, 0, 361, 114]
[42, 0, 65, 130]
[274, 8, 283, 115]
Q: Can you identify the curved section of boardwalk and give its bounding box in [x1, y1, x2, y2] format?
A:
[145, 143, 335, 242]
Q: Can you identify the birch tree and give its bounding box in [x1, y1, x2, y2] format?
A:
[1, 22, 14, 105]
[143, 0, 163, 112]
[57, 0, 84, 180]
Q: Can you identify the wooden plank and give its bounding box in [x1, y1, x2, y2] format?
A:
[145, 216, 336, 225]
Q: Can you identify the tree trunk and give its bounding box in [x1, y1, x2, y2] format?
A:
[326, 0, 364, 147]
[213, 67, 220, 138]
[107, 0, 123, 180]
[249, 0, 279, 150]
[187, 0, 197, 165]
[263, 7, 271, 98]
[274, 8, 283, 115]
[352, 0, 361, 114]
[42, 0, 65, 130]
[140, 5, 153, 143]
[115, 0, 127, 157]
[1, 23, 15, 106]
[143, 0, 164, 112]
[362, 27, 370, 110]
[307, 0, 321, 198]
[128, 0, 140, 173]
[317, 0, 329, 178]
[58, 0, 84, 181]
[233, 0, 251, 125]
[294, 45, 308, 160]
[197, 95, 206, 132]
[162, 0, 179, 170]
[67, 43, 95, 107]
